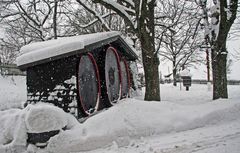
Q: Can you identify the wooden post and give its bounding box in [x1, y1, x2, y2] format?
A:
[206, 48, 210, 82]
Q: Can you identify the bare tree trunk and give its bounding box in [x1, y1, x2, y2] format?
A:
[172, 59, 177, 86]
[210, 0, 238, 100]
[206, 48, 210, 82]
[53, 0, 58, 39]
[211, 43, 228, 99]
[173, 69, 177, 86]
[140, 0, 160, 101]
[141, 34, 160, 101]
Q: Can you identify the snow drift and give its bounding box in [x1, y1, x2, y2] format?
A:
[0, 109, 27, 153]
[25, 103, 69, 133]
[0, 103, 77, 153]
[1, 97, 239, 153]
[0, 76, 26, 110]
[46, 98, 240, 153]
[0, 84, 240, 153]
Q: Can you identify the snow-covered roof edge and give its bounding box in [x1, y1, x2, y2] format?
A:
[179, 69, 192, 77]
[17, 31, 137, 70]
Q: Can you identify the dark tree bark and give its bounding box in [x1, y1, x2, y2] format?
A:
[172, 59, 177, 86]
[212, 45, 228, 99]
[53, 0, 58, 39]
[173, 69, 177, 86]
[210, 0, 238, 100]
[138, 0, 160, 101]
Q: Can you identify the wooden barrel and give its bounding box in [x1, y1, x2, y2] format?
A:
[105, 47, 122, 104]
[120, 59, 130, 98]
[77, 53, 100, 115]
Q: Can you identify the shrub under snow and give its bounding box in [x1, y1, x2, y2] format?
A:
[25, 103, 69, 133]
[0, 103, 78, 153]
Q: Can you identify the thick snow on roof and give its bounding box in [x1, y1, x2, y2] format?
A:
[179, 69, 192, 77]
[17, 31, 120, 67]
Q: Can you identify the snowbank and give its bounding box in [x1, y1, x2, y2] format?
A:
[0, 109, 27, 153]
[46, 98, 240, 153]
[0, 83, 240, 153]
[0, 76, 26, 110]
[25, 103, 69, 133]
[0, 103, 78, 153]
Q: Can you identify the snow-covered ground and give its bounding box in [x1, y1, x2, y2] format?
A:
[0, 76, 240, 153]
[0, 75, 26, 110]
[83, 119, 240, 153]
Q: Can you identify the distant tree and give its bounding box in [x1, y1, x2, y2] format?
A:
[0, 0, 83, 64]
[0, 39, 18, 64]
[0, 19, 32, 64]
[226, 58, 233, 75]
[68, 0, 125, 34]
[156, 0, 203, 86]
[235, 50, 240, 61]
[0, 0, 60, 64]
[0, 0, 126, 64]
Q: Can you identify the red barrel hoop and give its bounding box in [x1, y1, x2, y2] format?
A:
[120, 59, 131, 98]
[77, 52, 101, 115]
[105, 47, 122, 105]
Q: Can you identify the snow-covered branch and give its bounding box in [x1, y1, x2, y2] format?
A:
[76, 0, 111, 31]
[78, 12, 116, 29]
[93, 0, 136, 31]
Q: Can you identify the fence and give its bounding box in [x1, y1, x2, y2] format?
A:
[161, 79, 240, 85]
[191, 79, 240, 85]
[0, 63, 26, 76]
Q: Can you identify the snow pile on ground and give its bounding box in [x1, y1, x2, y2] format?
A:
[25, 103, 74, 133]
[45, 98, 240, 153]
[85, 118, 240, 153]
[0, 82, 240, 153]
[0, 75, 27, 110]
[0, 103, 78, 153]
[0, 109, 27, 153]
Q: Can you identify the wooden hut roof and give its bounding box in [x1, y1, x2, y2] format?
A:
[17, 31, 138, 70]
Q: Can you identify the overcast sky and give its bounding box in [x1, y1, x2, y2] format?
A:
[226, 38, 240, 80]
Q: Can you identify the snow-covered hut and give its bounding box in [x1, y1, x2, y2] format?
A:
[17, 31, 138, 118]
[179, 69, 192, 91]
